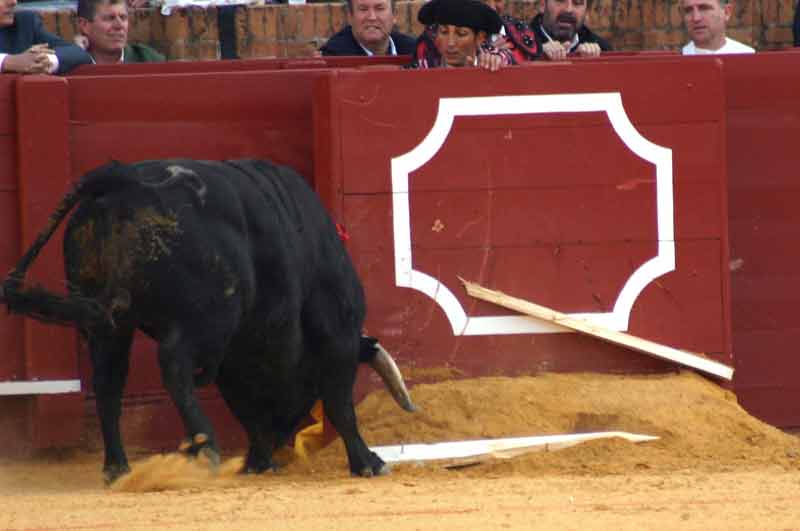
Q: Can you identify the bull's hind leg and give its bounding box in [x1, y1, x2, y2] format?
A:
[320, 338, 388, 477]
[87, 324, 135, 485]
[216, 370, 279, 474]
[157, 326, 220, 467]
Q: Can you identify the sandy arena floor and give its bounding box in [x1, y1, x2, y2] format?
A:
[2, 371, 800, 530]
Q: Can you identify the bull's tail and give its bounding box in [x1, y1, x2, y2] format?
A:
[1, 179, 105, 327]
[359, 336, 417, 412]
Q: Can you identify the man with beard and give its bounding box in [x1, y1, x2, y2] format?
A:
[320, 0, 415, 56]
[0, 0, 90, 74]
[75, 0, 164, 64]
[529, 0, 611, 61]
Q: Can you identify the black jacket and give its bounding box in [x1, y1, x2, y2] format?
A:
[794, 1, 800, 46]
[529, 13, 612, 56]
[320, 25, 416, 56]
[0, 10, 91, 74]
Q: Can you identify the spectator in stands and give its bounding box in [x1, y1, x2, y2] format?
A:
[482, 0, 539, 62]
[795, 0, 800, 46]
[76, 0, 164, 63]
[0, 0, 91, 74]
[681, 0, 754, 54]
[408, 0, 506, 70]
[529, 0, 611, 61]
[320, 0, 415, 56]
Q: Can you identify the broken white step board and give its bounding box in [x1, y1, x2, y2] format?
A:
[371, 431, 659, 464]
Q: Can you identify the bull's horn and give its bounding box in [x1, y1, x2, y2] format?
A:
[369, 343, 417, 412]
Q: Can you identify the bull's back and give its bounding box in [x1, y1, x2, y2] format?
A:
[227, 160, 366, 328]
[63, 159, 364, 337]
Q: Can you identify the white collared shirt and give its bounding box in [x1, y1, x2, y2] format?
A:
[88, 47, 125, 64]
[682, 37, 755, 55]
[358, 35, 397, 56]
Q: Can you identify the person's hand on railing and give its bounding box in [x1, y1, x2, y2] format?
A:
[73, 35, 89, 50]
[2, 44, 55, 74]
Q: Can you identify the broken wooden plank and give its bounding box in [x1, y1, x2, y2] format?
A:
[459, 278, 734, 380]
[371, 431, 659, 465]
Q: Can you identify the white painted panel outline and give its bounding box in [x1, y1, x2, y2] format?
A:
[390, 93, 674, 336]
[0, 379, 81, 395]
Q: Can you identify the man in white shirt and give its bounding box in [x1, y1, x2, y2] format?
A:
[681, 0, 754, 55]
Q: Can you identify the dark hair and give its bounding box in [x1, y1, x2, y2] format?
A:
[544, 0, 594, 8]
[345, 0, 395, 14]
[77, 0, 125, 20]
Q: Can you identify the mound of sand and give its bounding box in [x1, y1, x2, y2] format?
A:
[290, 371, 800, 478]
[1, 371, 798, 493]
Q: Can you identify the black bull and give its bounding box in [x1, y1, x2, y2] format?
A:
[1, 159, 415, 483]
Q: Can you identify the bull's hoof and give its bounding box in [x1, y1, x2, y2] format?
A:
[242, 450, 278, 474]
[178, 433, 210, 455]
[103, 463, 131, 486]
[178, 433, 220, 471]
[354, 463, 391, 477]
[199, 446, 221, 471]
[242, 462, 279, 475]
[352, 453, 391, 478]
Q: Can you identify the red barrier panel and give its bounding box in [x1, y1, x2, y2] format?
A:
[0, 77, 22, 385]
[721, 51, 800, 428]
[575, 49, 800, 429]
[67, 69, 331, 182]
[0, 68, 337, 453]
[314, 58, 731, 389]
[69, 55, 409, 77]
[68, 68, 335, 450]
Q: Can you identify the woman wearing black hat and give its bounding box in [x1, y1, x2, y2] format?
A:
[409, 0, 510, 70]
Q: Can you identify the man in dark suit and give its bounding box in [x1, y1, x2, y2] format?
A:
[320, 0, 415, 56]
[794, 0, 800, 47]
[0, 0, 91, 74]
[529, 0, 611, 61]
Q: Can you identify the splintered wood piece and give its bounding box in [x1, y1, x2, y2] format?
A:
[459, 278, 733, 380]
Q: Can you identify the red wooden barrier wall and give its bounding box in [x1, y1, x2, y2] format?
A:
[67, 55, 409, 77]
[722, 50, 800, 428]
[0, 77, 27, 455]
[315, 59, 730, 383]
[562, 50, 800, 430]
[2, 51, 799, 457]
[1, 68, 336, 453]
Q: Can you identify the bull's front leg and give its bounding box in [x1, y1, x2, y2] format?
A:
[88, 326, 135, 485]
[157, 326, 220, 468]
[321, 360, 388, 477]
